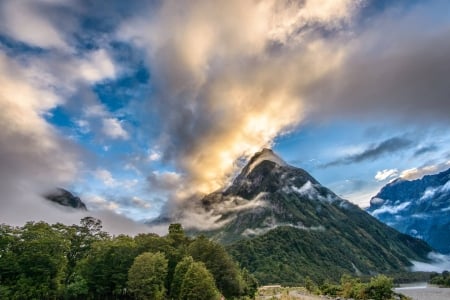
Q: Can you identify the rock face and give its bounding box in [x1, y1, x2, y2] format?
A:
[367, 168, 450, 254]
[196, 149, 431, 284]
[44, 188, 87, 210]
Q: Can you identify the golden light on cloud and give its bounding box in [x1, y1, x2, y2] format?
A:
[119, 0, 362, 199]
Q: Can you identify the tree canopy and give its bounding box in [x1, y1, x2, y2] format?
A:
[0, 219, 257, 299]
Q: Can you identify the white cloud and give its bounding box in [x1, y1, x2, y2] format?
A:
[375, 168, 398, 181]
[101, 117, 129, 140]
[400, 161, 450, 180]
[119, 0, 360, 200]
[0, 52, 79, 198]
[79, 49, 117, 83]
[148, 150, 162, 161]
[371, 201, 411, 216]
[75, 119, 90, 134]
[84, 194, 120, 213]
[412, 252, 450, 273]
[0, 0, 68, 49]
[94, 169, 117, 187]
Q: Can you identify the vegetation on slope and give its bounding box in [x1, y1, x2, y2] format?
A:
[430, 271, 450, 287]
[228, 208, 431, 286]
[0, 218, 257, 299]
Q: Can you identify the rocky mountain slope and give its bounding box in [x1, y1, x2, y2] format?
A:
[195, 149, 431, 284]
[44, 188, 87, 210]
[367, 168, 450, 253]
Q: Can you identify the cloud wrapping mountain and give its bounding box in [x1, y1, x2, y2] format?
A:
[0, 0, 449, 225]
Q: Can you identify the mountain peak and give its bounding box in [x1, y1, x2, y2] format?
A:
[222, 148, 324, 200]
[244, 148, 287, 175]
[44, 188, 87, 210]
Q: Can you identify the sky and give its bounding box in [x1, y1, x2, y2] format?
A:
[0, 0, 449, 233]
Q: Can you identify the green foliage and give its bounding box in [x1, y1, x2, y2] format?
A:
[171, 256, 194, 299]
[127, 252, 168, 300]
[429, 270, 450, 287]
[79, 235, 138, 298]
[320, 274, 394, 300]
[320, 280, 341, 297]
[1, 220, 255, 299]
[0, 222, 69, 299]
[241, 268, 258, 297]
[366, 275, 393, 300]
[188, 235, 245, 298]
[180, 261, 220, 300]
[304, 276, 320, 295]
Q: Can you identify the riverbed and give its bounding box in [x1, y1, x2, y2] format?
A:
[395, 283, 450, 300]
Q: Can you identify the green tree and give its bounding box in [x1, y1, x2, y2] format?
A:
[188, 236, 244, 298]
[11, 222, 69, 299]
[54, 217, 108, 288]
[171, 256, 194, 299]
[241, 268, 258, 298]
[80, 235, 137, 298]
[180, 261, 220, 300]
[366, 275, 393, 300]
[165, 224, 190, 294]
[128, 252, 168, 300]
[135, 233, 172, 254]
[0, 224, 19, 298]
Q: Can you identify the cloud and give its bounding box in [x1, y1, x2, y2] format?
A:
[414, 145, 438, 157]
[101, 117, 129, 140]
[400, 161, 450, 180]
[2, 0, 450, 229]
[78, 49, 117, 83]
[147, 171, 183, 192]
[412, 252, 450, 273]
[0, 52, 80, 202]
[118, 0, 363, 201]
[325, 137, 412, 167]
[307, 1, 450, 123]
[375, 169, 398, 181]
[0, 0, 68, 49]
[371, 201, 411, 217]
[94, 169, 117, 187]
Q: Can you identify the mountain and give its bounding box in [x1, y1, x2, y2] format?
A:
[196, 149, 431, 284]
[367, 168, 450, 254]
[44, 188, 87, 210]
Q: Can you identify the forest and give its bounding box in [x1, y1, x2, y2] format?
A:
[0, 217, 257, 300]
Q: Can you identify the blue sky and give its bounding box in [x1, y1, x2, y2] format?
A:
[0, 0, 449, 227]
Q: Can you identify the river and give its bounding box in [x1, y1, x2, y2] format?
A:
[395, 283, 450, 300]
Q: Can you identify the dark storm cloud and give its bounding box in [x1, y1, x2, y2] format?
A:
[324, 137, 413, 167]
[306, 1, 450, 123]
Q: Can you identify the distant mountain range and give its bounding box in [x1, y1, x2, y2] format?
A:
[187, 149, 431, 284]
[367, 168, 450, 254]
[44, 188, 87, 210]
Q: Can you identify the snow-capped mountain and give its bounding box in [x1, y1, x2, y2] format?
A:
[367, 168, 450, 253]
[193, 149, 431, 284]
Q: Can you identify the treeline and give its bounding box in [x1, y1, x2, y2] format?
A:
[0, 218, 257, 299]
[307, 274, 407, 300]
[430, 271, 450, 287]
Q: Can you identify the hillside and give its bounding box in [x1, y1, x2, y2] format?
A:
[197, 149, 431, 284]
[367, 168, 450, 253]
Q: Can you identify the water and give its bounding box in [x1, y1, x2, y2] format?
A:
[394, 283, 450, 300]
